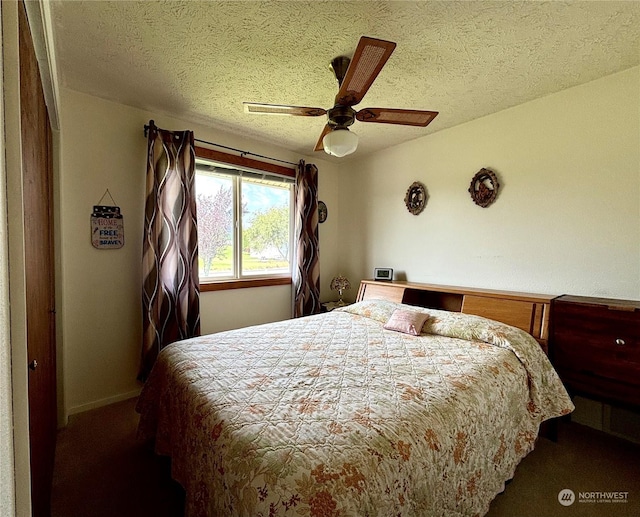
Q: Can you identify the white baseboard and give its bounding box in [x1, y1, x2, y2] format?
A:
[65, 388, 141, 421]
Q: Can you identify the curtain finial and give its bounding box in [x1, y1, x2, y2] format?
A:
[144, 120, 156, 138]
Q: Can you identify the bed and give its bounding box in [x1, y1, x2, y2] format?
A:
[136, 283, 574, 517]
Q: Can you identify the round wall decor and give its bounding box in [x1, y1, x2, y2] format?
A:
[404, 181, 427, 215]
[469, 168, 499, 208]
[318, 200, 328, 223]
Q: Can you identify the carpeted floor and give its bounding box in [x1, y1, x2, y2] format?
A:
[51, 398, 184, 517]
[51, 397, 640, 517]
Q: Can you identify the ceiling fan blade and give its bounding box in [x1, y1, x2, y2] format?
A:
[314, 124, 332, 152]
[356, 108, 438, 127]
[335, 37, 396, 107]
[244, 102, 327, 117]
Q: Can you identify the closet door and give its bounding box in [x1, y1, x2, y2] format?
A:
[19, 2, 57, 516]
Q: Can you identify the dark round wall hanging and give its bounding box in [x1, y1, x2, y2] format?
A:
[318, 201, 328, 223]
[404, 181, 427, 215]
[469, 168, 499, 208]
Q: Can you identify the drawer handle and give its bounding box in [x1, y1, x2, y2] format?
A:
[615, 338, 626, 346]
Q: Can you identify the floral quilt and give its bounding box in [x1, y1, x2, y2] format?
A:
[136, 300, 574, 517]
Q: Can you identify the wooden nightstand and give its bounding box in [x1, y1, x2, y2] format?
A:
[322, 301, 351, 312]
[551, 294, 640, 410]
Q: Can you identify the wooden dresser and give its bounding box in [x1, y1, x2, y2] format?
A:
[356, 280, 554, 352]
[552, 295, 640, 410]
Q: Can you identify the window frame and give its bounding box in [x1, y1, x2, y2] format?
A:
[194, 146, 296, 292]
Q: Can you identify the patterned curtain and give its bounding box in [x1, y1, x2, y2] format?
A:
[292, 160, 321, 317]
[139, 123, 200, 381]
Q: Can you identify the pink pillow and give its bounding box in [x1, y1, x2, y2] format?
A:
[383, 309, 429, 336]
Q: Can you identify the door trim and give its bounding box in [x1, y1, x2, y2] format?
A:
[2, 0, 34, 514]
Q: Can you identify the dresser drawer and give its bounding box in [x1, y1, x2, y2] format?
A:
[554, 299, 639, 340]
[553, 296, 640, 389]
[554, 342, 640, 387]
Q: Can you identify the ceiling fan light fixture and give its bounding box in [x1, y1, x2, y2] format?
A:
[323, 128, 358, 157]
[245, 37, 437, 155]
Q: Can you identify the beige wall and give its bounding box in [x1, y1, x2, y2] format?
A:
[0, 111, 14, 516]
[0, 2, 16, 513]
[340, 66, 640, 301]
[57, 88, 342, 418]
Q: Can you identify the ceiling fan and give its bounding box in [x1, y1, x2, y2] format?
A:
[244, 36, 438, 157]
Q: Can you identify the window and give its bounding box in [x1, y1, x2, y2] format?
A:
[194, 148, 295, 289]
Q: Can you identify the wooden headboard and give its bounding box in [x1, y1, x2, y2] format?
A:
[357, 280, 554, 352]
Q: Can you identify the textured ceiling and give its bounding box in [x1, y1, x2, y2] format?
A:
[49, 1, 640, 159]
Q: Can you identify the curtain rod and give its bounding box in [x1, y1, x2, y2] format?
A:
[143, 121, 298, 167]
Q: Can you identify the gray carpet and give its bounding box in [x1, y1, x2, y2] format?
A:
[52, 398, 184, 517]
[51, 397, 640, 517]
[487, 417, 640, 517]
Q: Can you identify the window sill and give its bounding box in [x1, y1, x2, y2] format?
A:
[200, 277, 292, 292]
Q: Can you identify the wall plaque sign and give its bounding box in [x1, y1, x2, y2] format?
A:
[91, 190, 124, 249]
